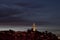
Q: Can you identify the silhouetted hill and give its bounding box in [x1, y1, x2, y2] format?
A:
[0, 29, 58, 40]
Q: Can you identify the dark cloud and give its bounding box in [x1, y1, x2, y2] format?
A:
[15, 2, 45, 8]
[0, 7, 25, 19]
[0, 0, 60, 25]
[15, 2, 31, 7]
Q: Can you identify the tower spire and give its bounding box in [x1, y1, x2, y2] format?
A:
[32, 23, 37, 31]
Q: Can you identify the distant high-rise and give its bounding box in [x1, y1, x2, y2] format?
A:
[32, 23, 37, 31]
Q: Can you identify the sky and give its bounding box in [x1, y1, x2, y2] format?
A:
[0, 0, 60, 26]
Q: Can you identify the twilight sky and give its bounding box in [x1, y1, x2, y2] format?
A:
[0, 0, 60, 25]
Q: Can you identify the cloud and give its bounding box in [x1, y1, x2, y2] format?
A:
[15, 2, 45, 8]
[0, 7, 23, 17]
[0, 0, 60, 25]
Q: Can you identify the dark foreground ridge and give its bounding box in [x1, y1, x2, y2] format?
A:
[0, 23, 59, 40]
[0, 29, 59, 40]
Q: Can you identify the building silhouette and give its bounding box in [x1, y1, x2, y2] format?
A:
[0, 23, 59, 40]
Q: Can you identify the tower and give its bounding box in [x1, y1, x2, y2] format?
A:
[32, 23, 37, 31]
